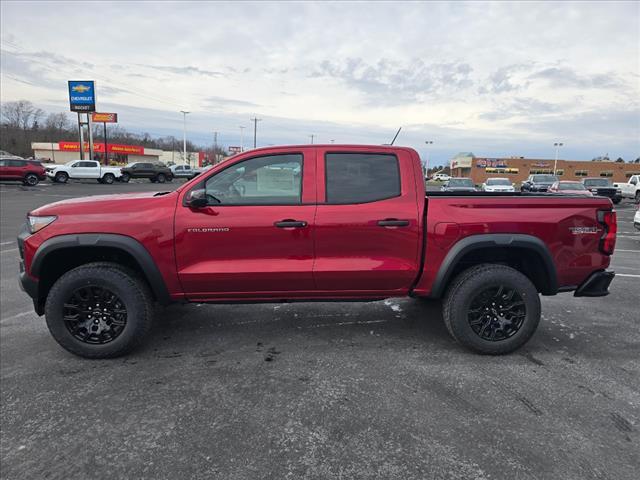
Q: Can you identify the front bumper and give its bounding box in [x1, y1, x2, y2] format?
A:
[574, 270, 615, 297]
[17, 224, 43, 315]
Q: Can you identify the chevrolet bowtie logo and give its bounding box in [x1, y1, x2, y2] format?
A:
[71, 84, 91, 93]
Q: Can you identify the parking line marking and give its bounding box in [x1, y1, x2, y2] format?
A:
[616, 273, 640, 278]
[0, 248, 18, 254]
[615, 249, 640, 252]
[0, 241, 14, 246]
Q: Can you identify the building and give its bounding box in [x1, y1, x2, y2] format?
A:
[32, 142, 163, 165]
[450, 153, 640, 184]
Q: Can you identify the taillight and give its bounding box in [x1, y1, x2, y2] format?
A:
[597, 209, 617, 255]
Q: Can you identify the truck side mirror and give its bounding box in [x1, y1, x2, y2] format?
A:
[185, 189, 208, 208]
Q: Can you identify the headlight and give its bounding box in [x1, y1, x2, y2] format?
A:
[27, 215, 57, 234]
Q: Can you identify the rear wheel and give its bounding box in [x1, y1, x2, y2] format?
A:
[23, 173, 39, 186]
[102, 173, 115, 184]
[156, 173, 166, 183]
[55, 172, 68, 183]
[635, 191, 639, 204]
[442, 264, 541, 354]
[44, 263, 153, 358]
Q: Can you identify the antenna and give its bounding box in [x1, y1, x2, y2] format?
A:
[390, 127, 402, 145]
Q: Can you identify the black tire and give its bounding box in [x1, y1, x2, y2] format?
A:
[55, 172, 68, 183]
[156, 173, 166, 183]
[442, 264, 541, 355]
[166, 174, 173, 183]
[44, 262, 153, 358]
[23, 173, 39, 186]
[97, 178, 104, 184]
[120, 173, 130, 183]
[613, 198, 621, 204]
[635, 191, 639, 204]
[102, 173, 115, 184]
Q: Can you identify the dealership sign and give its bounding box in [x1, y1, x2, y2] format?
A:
[68, 80, 96, 112]
[91, 112, 117, 123]
[59, 141, 144, 155]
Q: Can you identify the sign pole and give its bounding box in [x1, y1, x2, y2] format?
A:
[87, 114, 95, 161]
[103, 122, 108, 165]
[78, 112, 85, 160]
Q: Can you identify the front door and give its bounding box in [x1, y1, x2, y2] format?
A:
[174, 149, 316, 300]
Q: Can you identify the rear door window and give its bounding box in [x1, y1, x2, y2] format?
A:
[325, 153, 400, 204]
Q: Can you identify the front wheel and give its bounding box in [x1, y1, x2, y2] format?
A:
[156, 173, 166, 183]
[23, 173, 39, 186]
[44, 263, 153, 358]
[442, 264, 541, 354]
[120, 173, 130, 183]
[55, 172, 69, 183]
[635, 191, 640, 204]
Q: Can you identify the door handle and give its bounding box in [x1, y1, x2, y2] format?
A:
[275, 219, 307, 228]
[377, 219, 410, 227]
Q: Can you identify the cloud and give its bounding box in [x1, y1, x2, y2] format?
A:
[480, 98, 562, 121]
[311, 57, 474, 105]
[203, 96, 263, 110]
[528, 67, 622, 89]
[478, 65, 531, 95]
[135, 64, 225, 78]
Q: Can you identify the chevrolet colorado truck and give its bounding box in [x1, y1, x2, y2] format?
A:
[18, 145, 617, 358]
[614, 175, 640, 203]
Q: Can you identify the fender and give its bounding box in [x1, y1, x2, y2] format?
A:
[31, 233, 171, 305]
[429, 233, 558, 298]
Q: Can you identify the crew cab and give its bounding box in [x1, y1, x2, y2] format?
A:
[46, 160, 122, 184]
[614, 175, 640, 203]
[120, 162, 173, 183]
[18, 145, 617, 358]
[0, 158, 47, 186]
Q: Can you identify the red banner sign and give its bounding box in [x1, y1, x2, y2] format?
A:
[91, 112, 118, 123]
[58, 142, 144, 155]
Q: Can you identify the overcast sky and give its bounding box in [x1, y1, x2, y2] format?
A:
[1, 1, 639, 164]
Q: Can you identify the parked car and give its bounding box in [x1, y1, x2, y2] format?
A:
[634, 204, 640, 231]
[548, 181, 593, 196]
[581, 178, 622, 204]
[481, 177, 515, 192]
[431, 173, 451, 182]
[120, 162, 173, 183]
[441, 177, 477, 192]
[170, 164, 200, 179]
[46, 160, 122, 184]
[520, 174, 559, 192]
[18, 144, 617, 358]
[0, 158, 47, 186]
[614, 175, 640, 203]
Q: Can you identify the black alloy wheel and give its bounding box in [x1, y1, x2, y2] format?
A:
[63, 285, 127, 345]
[467, 285, 526, 341]
[24, 173, 39, 186]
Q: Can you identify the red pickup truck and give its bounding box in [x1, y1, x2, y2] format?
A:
[18, 145, 617, 358]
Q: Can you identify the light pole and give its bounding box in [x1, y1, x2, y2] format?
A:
[553, 142, 563, 175]
[424, 140, 434, 178]
[309, 134, 315, 144]
[239, 126, 245, 152]
[213, 131, 218, 164]
[250, 116, 262, 148]
[180, 110, 190, 166]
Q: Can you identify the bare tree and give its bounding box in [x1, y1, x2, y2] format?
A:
[1, 100, 42, 130]
[45, 112, 71, 132]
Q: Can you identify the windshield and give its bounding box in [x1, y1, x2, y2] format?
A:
[558, 182, 586, 191]
[583, 179, 611, 187]
[125, 163, 137, 168]
[449, 178, 474, 187]
[532, 175, 558, 183]
[486, 178, 511, 186]
[64, 160, 80, 166]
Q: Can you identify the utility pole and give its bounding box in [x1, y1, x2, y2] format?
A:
[424, 140, 434, 179]
[553, 142, 564, 175]
[213, 131, 218, 164]
[309, 134, 315, 144]
[239, 126, 245, 152]
[250, 116, 261, 148]
[180, 110, 190, 166]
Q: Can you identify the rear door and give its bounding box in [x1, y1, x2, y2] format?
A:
[313, 148, 422, 294]
[83, 161, 100, 178]
[174, 148, 317, 299]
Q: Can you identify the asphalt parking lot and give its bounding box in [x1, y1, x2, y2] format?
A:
[1, 180, 638, 479]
